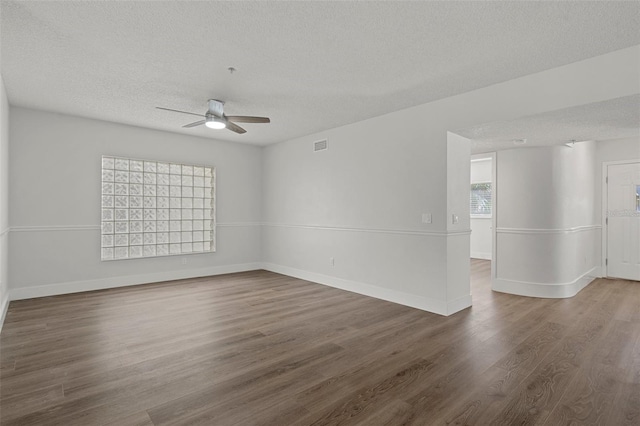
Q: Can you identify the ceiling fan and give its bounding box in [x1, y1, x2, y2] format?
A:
[156, 99, 270, 134]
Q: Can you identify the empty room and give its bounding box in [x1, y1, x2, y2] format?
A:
[1, 1, 639, 425]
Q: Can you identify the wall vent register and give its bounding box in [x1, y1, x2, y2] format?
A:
[100, 156, 216, 260]
[314, 139, 328, 152]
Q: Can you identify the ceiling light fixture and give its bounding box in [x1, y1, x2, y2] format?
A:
[205, 116, 226, 129]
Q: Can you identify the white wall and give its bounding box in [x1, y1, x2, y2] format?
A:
[0, 75, 9, 328]
[8, 107, 263, 299]
[262, 46, 639, 315]
[470, 156, 492, 260]
[494, 141, 600, 297]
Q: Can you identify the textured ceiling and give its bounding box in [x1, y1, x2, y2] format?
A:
[1, 1, 639, 146]
[458, 95, 640, 153]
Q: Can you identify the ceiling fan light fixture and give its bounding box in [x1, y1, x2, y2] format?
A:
[205, 116, 226, 129]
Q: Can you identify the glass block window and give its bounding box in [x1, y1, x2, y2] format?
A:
[101, 156, 215, 261]
[470, 182, 492, 217]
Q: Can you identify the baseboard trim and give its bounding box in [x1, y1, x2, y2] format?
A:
[262, 262, 452, 316]
[0, 292, 9, 332]
[493, 266, 598, 299]
[9, 262, 262, 301]
[470, 252, 491, 260]
[447, 294, 472, 315]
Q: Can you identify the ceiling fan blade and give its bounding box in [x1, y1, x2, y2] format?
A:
[183, 120, 206, 128]
[156, 107, 205, 118]
[226, 121, 247, 134]
[225, 116, 270, 124]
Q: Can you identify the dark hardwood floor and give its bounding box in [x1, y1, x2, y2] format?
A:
[1, 259, 639, 425]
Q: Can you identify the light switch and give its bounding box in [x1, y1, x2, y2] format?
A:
[422, 213, 432, 224]
[452, 214, 459, 224]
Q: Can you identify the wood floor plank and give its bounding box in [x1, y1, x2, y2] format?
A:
[1, 260, 639, 425]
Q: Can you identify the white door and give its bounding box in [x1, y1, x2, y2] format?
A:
[607, 162, 640, 281]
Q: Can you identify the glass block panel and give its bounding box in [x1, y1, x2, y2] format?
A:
[143, 197, 156, 208]
[130, 221, 143, 233]
[129, 172, 143, 183]
[170, 164, 181, 175]
[130, 160, 144, 172]
[115, 196, 129, 208]
[157, 174, 170, 185]
[102, 235, 114, 247]
[144, 173, 156, 185]
[115, 209, 129, 221]
[157, 185, 169, 197]
[144, 185, 156, 196]
[102, 247, 114, 260]
[102, 169, 115, 182]
[102, 209, 114, 221]
[129, 184, 142, 196]
[102, 182, 114, 195]
[144, 161, 157, 172]
[144, 209, 156, 220]
[130, 246, 143, 258]
[102, 156, 215, 260]
[157, 208, 169, 220]
[130, 196, 142, 208]
[115, 158, 129, 170]
[102, 195, 114, 208]
[130, 233, 143, 245]
[115, 171, 129, 183]
[102, 157, 115, 169]
[114, 247, 129, 259]
[157, 197, 170, 208]
[170, 186, 181, 197]
[170, 175, 181, 186]
[115, 222, 129, 234]
[102, 222, 114, 234]
[115, 234, 129, 246]
[130, 209, 142, 220]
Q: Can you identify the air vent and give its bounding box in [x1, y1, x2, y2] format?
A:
[314, 139, 328, 152]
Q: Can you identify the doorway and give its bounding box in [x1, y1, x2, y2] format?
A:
[604, 161, 640, 281]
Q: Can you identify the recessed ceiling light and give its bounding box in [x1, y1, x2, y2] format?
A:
[513, 138, 527, 145]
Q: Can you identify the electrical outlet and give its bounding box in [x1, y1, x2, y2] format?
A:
[330, 257, 335, 267]
[181, 257, 187, 265]
[421, 213, 432, 224]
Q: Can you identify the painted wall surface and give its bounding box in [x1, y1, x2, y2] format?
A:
[470, 157, 492, 259]
[494, 141, 600, 297]
[0, 75, 9, 327]
[263, 46, 639, 314]
[8, 108, 262, 299]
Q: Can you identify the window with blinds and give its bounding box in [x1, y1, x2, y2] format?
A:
[470, 182, 492, 217]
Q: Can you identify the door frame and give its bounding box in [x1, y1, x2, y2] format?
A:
[601, 159, 640, 278]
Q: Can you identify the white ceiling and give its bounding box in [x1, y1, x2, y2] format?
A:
[1, 1, 639, 146]
[458, 94, 640, 153]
